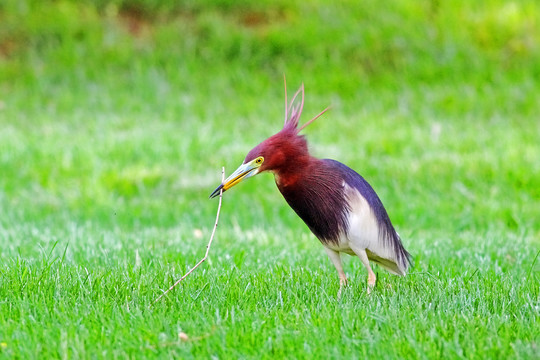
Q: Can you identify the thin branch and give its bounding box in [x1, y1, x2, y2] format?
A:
[151, 167, 225, 306]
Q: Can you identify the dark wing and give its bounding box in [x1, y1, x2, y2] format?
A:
[322, 159, 412, 270]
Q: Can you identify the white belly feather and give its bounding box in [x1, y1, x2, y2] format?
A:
[324, 182, 406, 275]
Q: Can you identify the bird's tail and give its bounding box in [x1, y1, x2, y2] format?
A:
[375, 220, 413, 276]
[366, 250, 410, 276]
[366, 229, 412, 276]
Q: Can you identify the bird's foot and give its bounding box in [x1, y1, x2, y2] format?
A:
[337, 277, 348, 299]
[367, 272, 376, 294]
[367, 283, 375, 295]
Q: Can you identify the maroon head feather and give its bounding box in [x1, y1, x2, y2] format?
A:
[244, 84, 329, 171]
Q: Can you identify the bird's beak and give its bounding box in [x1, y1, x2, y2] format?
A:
[209, 159, 262, 198]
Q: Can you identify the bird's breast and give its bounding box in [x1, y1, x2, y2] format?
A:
[275, 170, 350, 245]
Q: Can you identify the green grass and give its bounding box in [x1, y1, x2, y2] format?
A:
[0, 0, 539, 358]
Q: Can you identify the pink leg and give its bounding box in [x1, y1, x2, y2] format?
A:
[324, 247, 347, 297]
[349, 244, 376, 293]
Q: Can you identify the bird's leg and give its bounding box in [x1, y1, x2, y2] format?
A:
[324, 247, 347, 297]
[349, 245, 376, 294]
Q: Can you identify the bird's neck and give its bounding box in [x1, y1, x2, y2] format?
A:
[274, 155, 317, 189]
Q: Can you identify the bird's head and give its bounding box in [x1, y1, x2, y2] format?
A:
[210, 84, 329, 198]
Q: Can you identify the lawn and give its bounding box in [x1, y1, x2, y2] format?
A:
[0, 0, 539, 358]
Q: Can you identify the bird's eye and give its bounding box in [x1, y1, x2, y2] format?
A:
[255, 157, 264, 165]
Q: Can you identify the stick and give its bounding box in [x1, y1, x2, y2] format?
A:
[151, 167, 225, 306]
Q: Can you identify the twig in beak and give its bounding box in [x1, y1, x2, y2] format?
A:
[151, 167, 225, 306]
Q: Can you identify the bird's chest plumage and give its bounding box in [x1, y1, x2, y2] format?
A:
[275, 165, 350, 245]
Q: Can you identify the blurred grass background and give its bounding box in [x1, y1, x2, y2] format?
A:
[1, 0, 538, 231]
[0, 0, 539, 358]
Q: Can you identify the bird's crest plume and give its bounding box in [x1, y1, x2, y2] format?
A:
[283, 78, 330, 133]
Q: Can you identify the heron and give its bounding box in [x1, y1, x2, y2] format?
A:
[210, 84, 411, 294]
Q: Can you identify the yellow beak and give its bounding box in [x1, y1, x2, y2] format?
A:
[209, 159, 261, 198]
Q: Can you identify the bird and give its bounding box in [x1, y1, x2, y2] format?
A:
[210, 83, 411, 294]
